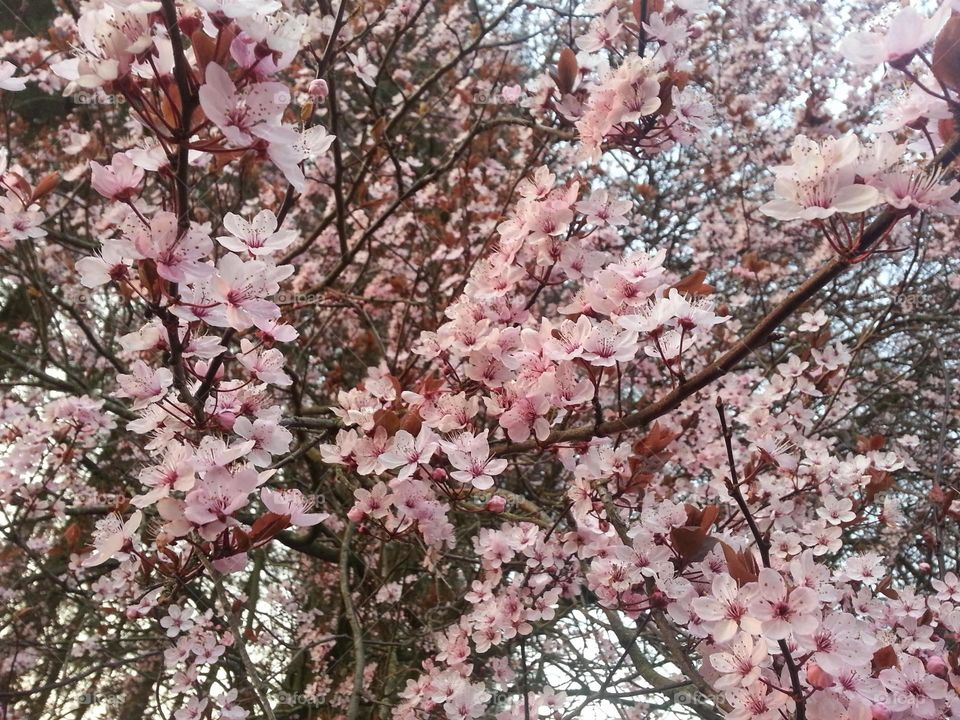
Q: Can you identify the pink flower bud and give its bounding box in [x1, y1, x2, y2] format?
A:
[347, 507, 365, 523]
[178, 14, 202, 36]
[871, 703, 892, 720]
[308, 79, 329, 100]
[926, 655, 949, 678]
[485, 495, 507, 513]
[431, 467, 447, 481]
[919, 562, 932, 573]
[125, 607, 141, 620]
[805, 662, 835, 689]
[214, 411, 236, 431]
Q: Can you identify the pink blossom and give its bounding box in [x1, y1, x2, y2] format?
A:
[759, 134, 881, 221]
[379, 426, 440, 481]
[90, 152, 144, 200]
[198, 62, 290, 146]
[840, 2, 951, 67]
[184, 466, 265, 540]
[235, 339, 292, 387]
[441, 430, 508, 490]
[210, 254, 292, 330]
[82, 510, 142, 567]
[130, 212, 213, 283]
[748, 568, 820, 640]
[690, 574, 760, 642]
[76, 241, 132, 287]
[261, 488, 328, 527]
[709, 632, 769, 689]
[217, 209, 297, 256]
[160, 604, 197, 638]
[116, 360, 173, 410]
[0, 61, 27, 91]
[878, 654, 947, 718]
[233, 412, 292, 466]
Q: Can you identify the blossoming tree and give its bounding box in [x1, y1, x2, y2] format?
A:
[3, 1, 960, 719]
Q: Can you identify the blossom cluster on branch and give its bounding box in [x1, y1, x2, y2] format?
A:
[4, 1, 960, 719]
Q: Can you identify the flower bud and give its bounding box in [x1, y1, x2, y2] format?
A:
[871, 703, 891, 720]
[485, 495, 507, 513]
[431, 467, 447, 481]
[214, 411, 236, 431]
[805, 662, 835, 689]
[308, 79, 329, 101]
[926, 655, 949, 678]
[919, 562, 931, 573]
[178, 14, 202, 36]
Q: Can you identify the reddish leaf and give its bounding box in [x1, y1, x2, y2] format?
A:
[633, 422, 677, 457]
[872, 645, 898, 674]
[718, 540, 759, 585]
[856, 434, 886, 452]
[30, 172, 59, 204]
[670, 270, 714, 296]
[249, 512, 291, 542]
[373, 409, 402, 435]
[556, 48, 578, 95]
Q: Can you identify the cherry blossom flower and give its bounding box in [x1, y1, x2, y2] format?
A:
[133, 441, 196, 507]
[878, 654, 948, 718]
[874, 170, 960, 215]
[840, 2, 951, 68]
[76, 241, 132, 287]
[261, 488, 328, 527]
[798, 310, 828, 332]
[196, 0, 280, 18]
[441, 430, 509, 490]
[691, 574, 760, 642]
[347, 48, 377, 87]
[130, 212, 214, 283]
[266, 124, 336, 190]
[816, 496, 856, 525]
[576, 8, 622, 53]
[160, 604, 197, 638]
[173, 697, 208, 720]
[82, 510, 142, 567]
[931, 571, 960, 602]
[217, 210, 297, 256]
[233, 414, 292, 466]
[116, 360, 173, 410]
[379, 426, 440, 481]
[235, 339, 292, 387]
[726, 682, 790, 720]
[0, 195, 46, 245]
[0, 61, 27, 91]
[796, 613, 869, 675]
[748, 569, 820, 640]
[759, 134, 881, 221]
[90, 152, 144, 200]
[576, 54, 664, 161]
[580, 321, 638, 367]
[184, 466, 265, 540]
[709, 632, 769, 689]
[210, 254, 293, 330]
[198, 63, 290, 146]
[349, 482, 391, 522]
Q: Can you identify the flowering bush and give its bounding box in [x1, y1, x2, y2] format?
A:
[4, 1, 960, 719]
